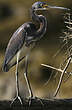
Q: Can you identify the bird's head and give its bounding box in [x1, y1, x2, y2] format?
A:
[32, 1, 48, 10]
[32, 1, 70, 11]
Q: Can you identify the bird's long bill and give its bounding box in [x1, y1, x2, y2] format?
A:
[47, 5, 70, 11]
[36, 5, 70, 11]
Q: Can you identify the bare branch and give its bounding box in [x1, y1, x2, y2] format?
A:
[54, 57, 71, 97]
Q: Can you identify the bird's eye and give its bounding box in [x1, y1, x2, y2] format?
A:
[40, 3, 43, 7]
[38, 3, 43, 8]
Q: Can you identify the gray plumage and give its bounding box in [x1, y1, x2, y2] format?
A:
[3, 2, 69, 72]
[3, 5, 47, 72]
[3, 23, 37, 72]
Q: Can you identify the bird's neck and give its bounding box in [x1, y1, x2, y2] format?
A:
[31, 9, 47, 39]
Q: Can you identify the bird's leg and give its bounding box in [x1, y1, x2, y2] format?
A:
[24, 55, 44, 108]
[24, 55, 33, 98]
[24, 55, 33, 105]
[10, 52, 22, 106]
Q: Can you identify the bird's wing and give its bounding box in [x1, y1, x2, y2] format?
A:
[3, 26, 26, 72]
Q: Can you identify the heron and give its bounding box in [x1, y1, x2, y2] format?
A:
[3, 1, 70, 105]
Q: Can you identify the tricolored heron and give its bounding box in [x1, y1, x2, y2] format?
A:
[3, 1, 69, 104]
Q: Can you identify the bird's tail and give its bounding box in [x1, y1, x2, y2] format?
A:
[3, 55, 25, 72]
[3, 63, 9, 72]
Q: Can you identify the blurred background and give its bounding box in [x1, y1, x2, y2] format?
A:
[0, 0, 72, 100]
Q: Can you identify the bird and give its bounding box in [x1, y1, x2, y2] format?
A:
[3, 1, 70, 105]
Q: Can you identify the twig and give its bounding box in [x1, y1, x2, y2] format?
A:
[53, 57, 71, 97]
[41, 63, 72, 86]
[41, 64, 68, 74]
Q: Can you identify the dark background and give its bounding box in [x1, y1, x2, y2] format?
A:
[0, 0, 72, 100]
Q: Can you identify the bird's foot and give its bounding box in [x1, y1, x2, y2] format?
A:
[34, 97, 44, 108]
[28, 96, 44, 108]
[28, 96, 33, 106]
[10, 95, 23, 107]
